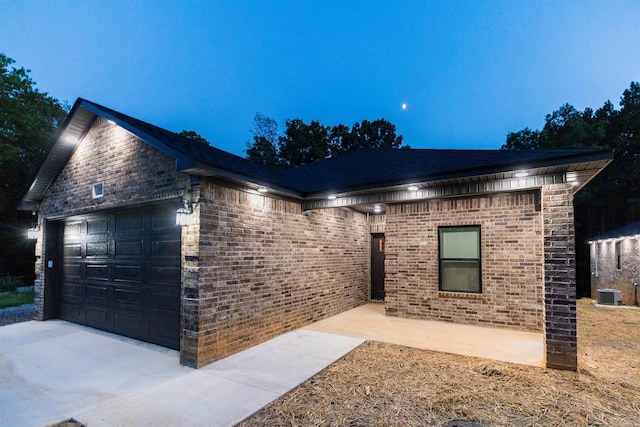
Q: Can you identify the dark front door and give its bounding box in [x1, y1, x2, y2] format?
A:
[61, 205, 182, 349]
[371, 233, 385, 300]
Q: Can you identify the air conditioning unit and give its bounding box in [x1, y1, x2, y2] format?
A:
[597, 289, 622, 305]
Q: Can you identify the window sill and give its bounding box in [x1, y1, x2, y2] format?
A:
[438, 291, 483, 299]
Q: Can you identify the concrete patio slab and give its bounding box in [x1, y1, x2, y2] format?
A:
[0, 320, 363, 427]
[1, 304, 543, 427]
[304, 303, 545, 367]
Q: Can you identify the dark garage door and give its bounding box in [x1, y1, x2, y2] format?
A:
[61, 205, 182, 349]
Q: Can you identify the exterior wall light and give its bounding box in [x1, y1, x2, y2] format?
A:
[176, 203, 196, 226]
[328, 195, 337, 200]
[407, 185, 419, 191]
[27, 224, 39, 240]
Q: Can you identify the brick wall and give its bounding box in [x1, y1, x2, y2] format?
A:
[542, 183, 577, 371]
[590, 238, 640, 306]
[183, 182, 370, 367]
[40, 118, 190, 218]
[34, 118, 191, 320]
[384, 191, 544, 332]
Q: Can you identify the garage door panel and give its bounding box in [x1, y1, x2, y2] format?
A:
[62, 205, 181, 350]
[64, 244, 82, 258]
[114, 287, 145, 307]
[151, 239, 181, 257]
[86, 242, 109, 257]
[64, 263, 82, 279]
[61, 302, 83, 322]
[114, 264, 144, 282]
[85, 306, 110, 326]
[115, 214, 144, 233]
[64, 221, 83, 237]
[151, 210, 176, 229]
[148, 314, 180, 346]
[85, 283, 109, 303]
[115, 241, 143, 257]
[150, 266, 181, 284]
[86, 264, 110, 280]
[87, 218, 109, 235]
[114, 311, 143, 335]
[149, 288, 180, 312]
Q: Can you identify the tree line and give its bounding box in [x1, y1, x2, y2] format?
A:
[502, 82, 640, 295]
[245, 113, 407, 169]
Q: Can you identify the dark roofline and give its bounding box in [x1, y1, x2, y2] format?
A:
[79, 100, 197, 170]
[590, 220, 640, 241]
[19, 98, 614, 211]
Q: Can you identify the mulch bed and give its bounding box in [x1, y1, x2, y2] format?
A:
[237, 299, 640, 426]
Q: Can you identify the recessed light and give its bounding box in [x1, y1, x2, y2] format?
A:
[257, 187, 268, 193]
[514, 171, 529, 178]
[407, 185, 419, 191]
[64, 135, 78, 145]
[373, 204, 382, 213]
[328, 195, 337, 200]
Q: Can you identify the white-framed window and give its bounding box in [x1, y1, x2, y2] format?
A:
[439, 226, 481, 293]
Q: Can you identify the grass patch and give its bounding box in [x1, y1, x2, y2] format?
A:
[0, 291, 35, 309]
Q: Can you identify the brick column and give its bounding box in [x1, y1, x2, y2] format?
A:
[542, 184, 577, 371]
[180, 185, 201, 367]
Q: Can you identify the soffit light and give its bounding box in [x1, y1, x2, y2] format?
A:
[514, 171, 529, 178]
[407, 185, 419, 192]
[257, 187, 268, 193]
[373, 204, 382, 213]
[64, 135, 78, 145]
[328, 195, 337, 200]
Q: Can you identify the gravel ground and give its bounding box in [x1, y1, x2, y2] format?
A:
[238, 299, 640, 426]
[0, 303, 35, 326]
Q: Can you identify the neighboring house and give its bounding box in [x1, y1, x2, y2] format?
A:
[19, 99, 612, 371]
[589, 221, 640, 306]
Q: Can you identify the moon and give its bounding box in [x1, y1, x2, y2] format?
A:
[401, 103, 407, 110]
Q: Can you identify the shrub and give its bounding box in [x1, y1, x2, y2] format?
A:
[0, 275, 26, 293]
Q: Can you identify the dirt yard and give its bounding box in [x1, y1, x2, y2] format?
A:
[238, 299, 640, 426]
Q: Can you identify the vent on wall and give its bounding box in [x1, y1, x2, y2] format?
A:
[597, 289, 622, 305]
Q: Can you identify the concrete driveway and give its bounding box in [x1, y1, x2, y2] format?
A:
[0, 320, 364, 427]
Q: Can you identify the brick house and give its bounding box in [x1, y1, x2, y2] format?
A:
[589, 221, 640, 306]
[20, 99, 612, 371]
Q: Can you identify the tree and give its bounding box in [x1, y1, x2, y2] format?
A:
[245, 113, 281, 168]
[502, 128, 542, 150]
[350, 119, 404, 151]
[502, 82, 640, 297]
[245, 113, 407, 168]
[178, 130, 210, 145]
[0, 53, 68, 283]
[277, 119, 331, 168]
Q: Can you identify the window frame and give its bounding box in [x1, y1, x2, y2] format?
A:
[438, 225, 482, 293]
[615, 240, 622, 270]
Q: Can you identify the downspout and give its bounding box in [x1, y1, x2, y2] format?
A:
[594, 242, 599, 278]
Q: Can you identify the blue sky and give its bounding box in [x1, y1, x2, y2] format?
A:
[1, 0, 638, 156]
